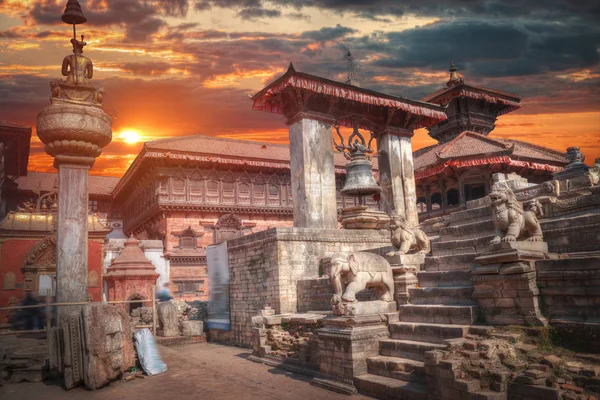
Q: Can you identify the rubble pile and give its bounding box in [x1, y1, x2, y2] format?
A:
[0, 337, 48, 384]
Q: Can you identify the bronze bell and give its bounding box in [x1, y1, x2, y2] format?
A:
[61, 0, 87, 25]
[341, 155, 381, 196]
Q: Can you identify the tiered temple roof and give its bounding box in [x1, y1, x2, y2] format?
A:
[414, 131, 567, 180]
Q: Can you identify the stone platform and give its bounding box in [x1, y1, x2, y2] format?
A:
[155, 335, 207, 347]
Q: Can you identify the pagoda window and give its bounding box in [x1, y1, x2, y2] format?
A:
[88, 199, 99, 212]
[268, 184, 280, 206]
[238, 183, 251, 205]
[287, 185, 293, 206]
[206, 180, 220, 203]
[172, 178, 186, 202]
[431, 192, 442, 211]
[157, 177, 169, 201]
[464, 183, 486, 202]
[223, 181, 235, 204]
[253, 183, 266, 205]
[179, 228, 197, 250]
[447, 189, 460, 206]
[189, 178, 204, 202]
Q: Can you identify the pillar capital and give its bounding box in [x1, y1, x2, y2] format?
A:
[374, 126, 414, 138]
[285, 110, 336, 126]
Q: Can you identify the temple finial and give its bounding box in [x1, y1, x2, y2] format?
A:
[288, 62, 295, 72]
[447, 60, 463, 87]
[345, 50, 360, 87]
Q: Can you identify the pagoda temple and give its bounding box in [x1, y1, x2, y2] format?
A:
[414, 63, 567, 220]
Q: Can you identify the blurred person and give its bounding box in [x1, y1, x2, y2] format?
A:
[156, 283, 173, 302]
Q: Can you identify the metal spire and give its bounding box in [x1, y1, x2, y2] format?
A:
[345, 50, 360, 87]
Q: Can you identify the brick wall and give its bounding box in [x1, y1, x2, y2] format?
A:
[220, 227, 390, 347]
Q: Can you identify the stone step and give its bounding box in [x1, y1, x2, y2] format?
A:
[431, 235, 495, 257]
[424, 254, 477, 272]
[439, 219, 495, 241]
[355, 373, 428, 400]
[389, 322, 470, 344]
[379, 339, 447, 362]
[409, 286, 476, 306]
[417, 270, 472, 288]
[367, 355, 426, 383]
[398, 304, 477, 325]
[444, 206, 492, 227]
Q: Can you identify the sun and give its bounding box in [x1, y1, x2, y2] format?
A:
[119, 130, 141, 144]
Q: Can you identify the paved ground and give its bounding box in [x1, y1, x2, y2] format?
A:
[0, 343, 371, 400]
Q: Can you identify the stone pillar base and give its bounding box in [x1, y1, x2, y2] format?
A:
[341, 206, 390, 230]
[313, 314, 389, 389]
[386, 253, 425, 305]
[473, 242, 548, 326]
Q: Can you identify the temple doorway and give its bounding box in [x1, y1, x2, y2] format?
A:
[128, 294, 145, 314]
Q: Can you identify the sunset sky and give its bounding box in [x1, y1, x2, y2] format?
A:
[0, 0, 598, 176]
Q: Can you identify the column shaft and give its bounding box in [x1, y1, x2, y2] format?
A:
[56, 163, 89, 320]
[377, 132, 419, 227]
[288, 117, 337, 229]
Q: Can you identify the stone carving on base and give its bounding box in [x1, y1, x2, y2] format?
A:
[328, 252, 395, 316]
[489, 183, 543, 244]
[386, 214, 430, 256]
[158, 301, 180, 337]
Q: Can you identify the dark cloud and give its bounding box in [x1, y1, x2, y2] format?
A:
[25, 0, 190, 42]
[238, 7, 281, 20]
[300, 24, 356, 42]
[118, 61, 174, 76]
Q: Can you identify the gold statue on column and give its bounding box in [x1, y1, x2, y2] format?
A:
[61, 35, 93, 85]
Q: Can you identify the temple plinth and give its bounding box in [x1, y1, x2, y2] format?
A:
[251, 63, 446, 228]
[36, 1, 112, 322]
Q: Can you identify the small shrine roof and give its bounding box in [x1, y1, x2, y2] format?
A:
[414, 131, 567, 180]
[251, 64, 447, 129]
[421, 82, 521, 116]
[14, 171, 120, 197]
[105, 236, 159, 279]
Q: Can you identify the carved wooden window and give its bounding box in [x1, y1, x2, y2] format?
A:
[157, 177, 169, 201]
[179, 230, 197, 250]
[171, 178, 186, 202]
[238, 183, 250, 205]
[189, 179, 204, 202]
[253, 183, 266, 205]
[88, 200, 98, 212]
[206, 180, 219, 203]
[288, 185, 293, 206]
[222, 181, 235, 204]
[268, 184, 280, 206]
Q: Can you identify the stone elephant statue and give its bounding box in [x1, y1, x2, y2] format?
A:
[329, 252, 394, 304]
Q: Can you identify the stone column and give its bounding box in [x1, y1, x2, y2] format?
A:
[56, 163, 90, 312]
[287, 113, 338, 229]
[377, 129, 419, 227]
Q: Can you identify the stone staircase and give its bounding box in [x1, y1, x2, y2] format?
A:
[354, 205, 496, 400]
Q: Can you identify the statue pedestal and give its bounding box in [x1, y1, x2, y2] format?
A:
[312, 314, 390, 394]
[386, 253, 425, 305]
[332, 300, 397, 316]
[341, 206, 390, 230]
[473, 242, 548, 326]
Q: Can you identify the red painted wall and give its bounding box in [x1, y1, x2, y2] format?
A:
[0, 239, 104, 322]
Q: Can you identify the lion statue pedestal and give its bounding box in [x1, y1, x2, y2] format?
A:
[327, 252, 397, 316]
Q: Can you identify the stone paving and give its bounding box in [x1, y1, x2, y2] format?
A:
[0, 342, 370, 400]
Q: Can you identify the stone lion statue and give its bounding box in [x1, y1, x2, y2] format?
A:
[489, 184, 543, 244]
[386, 214, 430, 256]
[328, 252, 394, 306]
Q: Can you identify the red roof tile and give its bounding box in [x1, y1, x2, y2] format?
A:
[414, 131, 567, 172]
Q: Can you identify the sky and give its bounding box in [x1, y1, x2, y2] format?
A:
[0, 0, 599, 177]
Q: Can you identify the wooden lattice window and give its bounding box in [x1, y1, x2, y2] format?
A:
[206, 180, 219, 203]
[222, 181, 235, 204]
[189, 179, 203, 202]
[268, 184, 280, 206]
[238, 183, 250, 205]
[253, 183, 265, 205]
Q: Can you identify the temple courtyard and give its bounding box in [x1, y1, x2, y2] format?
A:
[0, 342, 369, 400]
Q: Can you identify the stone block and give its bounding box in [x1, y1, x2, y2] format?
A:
[181, 321, 204, 336]
[508, 383, 559, 400]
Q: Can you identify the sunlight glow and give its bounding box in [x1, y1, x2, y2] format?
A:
[119, 130, 141, 144]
